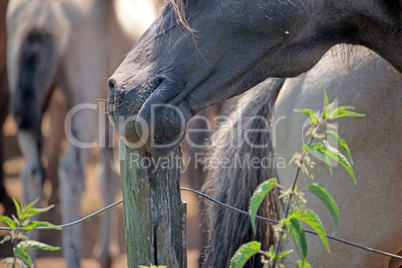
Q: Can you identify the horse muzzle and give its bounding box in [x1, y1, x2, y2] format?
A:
[107, 76, 192, 157]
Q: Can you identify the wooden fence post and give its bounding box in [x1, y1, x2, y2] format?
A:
[119, 139, 187, 267]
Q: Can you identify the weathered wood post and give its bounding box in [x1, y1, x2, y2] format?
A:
[119, 138, 187, 267]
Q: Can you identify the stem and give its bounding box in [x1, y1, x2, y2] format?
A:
[12, 217, 24, 268]
[271, 124, 320, 268]
[258, 249, 270, 259]
[12, 231, 19, 268]
[275, 184, 289, 191]
[258, 249, 272, 267]
[12, 240, 16, 268]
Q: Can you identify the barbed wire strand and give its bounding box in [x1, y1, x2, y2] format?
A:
[0, 200, 123, 230]
[180, 187, 402, 261]
[1, 188, 401, 261]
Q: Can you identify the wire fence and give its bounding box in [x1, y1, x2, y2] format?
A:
[1, 187, 401, 261]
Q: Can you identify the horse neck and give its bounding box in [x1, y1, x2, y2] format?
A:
[290, 0, 402, 72]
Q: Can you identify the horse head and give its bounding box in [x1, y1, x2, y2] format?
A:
[108, 0, 401, 157]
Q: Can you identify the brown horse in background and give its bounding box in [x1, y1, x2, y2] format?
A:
[0, 0, 13, 217]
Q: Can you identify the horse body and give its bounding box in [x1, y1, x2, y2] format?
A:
[6, 0, 156, 267]
[203, 46, 401, 267]
[274, 46, 402, 267]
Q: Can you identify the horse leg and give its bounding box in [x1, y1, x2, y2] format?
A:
[58, 146, 86, 268]
[93, 112, 120, 268]
[16, 128, 45, 264]
[11, 72, 46, 261]
[58, 110, 94, 268]
[43, 89, 67, 205]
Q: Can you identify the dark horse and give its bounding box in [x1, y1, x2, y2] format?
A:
[108, 0, 401, 156]
[107, 0, 401, 267]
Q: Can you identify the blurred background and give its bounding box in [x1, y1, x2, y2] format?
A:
[0, 0, 212, 267]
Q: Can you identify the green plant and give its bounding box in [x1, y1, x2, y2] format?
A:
[0, 198, 61, 268]
[230, 89, 364, 268]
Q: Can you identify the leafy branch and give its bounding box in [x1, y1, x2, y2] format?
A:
[0, 198, 61, 268]
[230, 88, 365, 268]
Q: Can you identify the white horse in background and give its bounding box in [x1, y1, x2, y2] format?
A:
[6, 0, 157, 267]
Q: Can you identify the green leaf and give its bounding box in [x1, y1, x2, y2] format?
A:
[290, 209, 329, 253]
[0, 216, 17, 229]
[329, 106, 355, 113]
[14, 248, 33, 267]
[303, 143, 333, 175]
[249, 178, 277, 234]
[265, 245, 275, 259]
[23, 198, 40, 214]
[294, 109, 319, 125]
[21, 205, 55, 221]
[265, 246, 292, 261]
[329, 106, 365, 119]
[322, 101, 337, 120]
[277, 249, 293, 259]
[321, 88, 333, 119]
[331, 110, 365, 119]
[17, 240, 61, 252]
[13, 198, 22, 219]
[297, 260, 312, 268]
[326, 131, 353, 164]
[229, 241, 261, 268]
[323, 88, 329, 108]
[286, 218, 307, 266]
[323, 142, 356, 184]
[23, 221, 62, 232]
[308, 184, 339, 233]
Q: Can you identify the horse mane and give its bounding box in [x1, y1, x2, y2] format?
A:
[161, 1, 375, 63]
[162, 0, 195, 33]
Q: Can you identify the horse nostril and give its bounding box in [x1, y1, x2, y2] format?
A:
[107, 79, 117, 113]
[108, 78, 116, 91]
